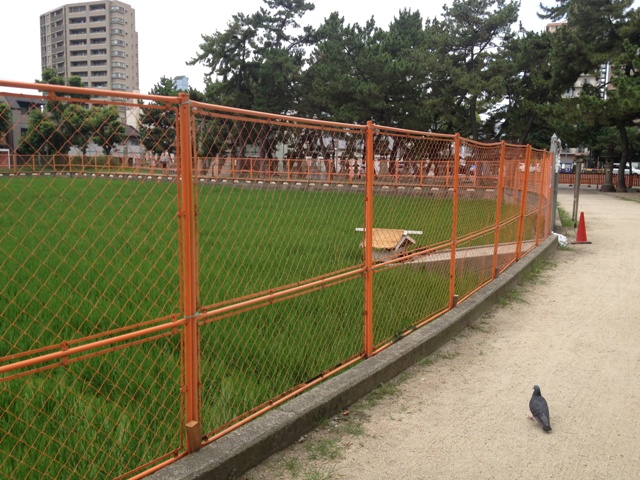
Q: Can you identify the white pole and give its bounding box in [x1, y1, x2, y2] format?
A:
[355, 227, 423, 235]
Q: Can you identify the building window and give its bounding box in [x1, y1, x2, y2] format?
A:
[70, 28, 87, 35]
[72, 71, 88, 77]
[111, 28, 126, 35]
[91, 49, 107, 55]
[111, 17, 125, 25]
[112, 61, 126, 68]
[111, 39, 126, 46]
[92, 71, 108, 77]
[90, 15, 106, 22]
[90, 3, 106, 11]
[113, 83, 128, 91]
[70, 50, 88, 56]
[90, 27, 107, 33]
[112, 72, 127, 79]
[91, 60, 107, 66]
[69, 18, 86, 24]
[69, 6, 86, 13]
[91, 38, 107, 44]
[91, 82, 108, 88]
[112, 50, 126, 57]
[70, 39, 87, 46]
[111, 5, 126, 13]
[71, 61, 88, 67]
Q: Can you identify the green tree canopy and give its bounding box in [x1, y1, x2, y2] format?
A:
[539, 0, 639, 189]
[89, 105, 125, 155]
[428, 0, 520, 139]
[139, 77, 179, 155]
[190, 0, 314, 113]
[19, 69, 89, 155]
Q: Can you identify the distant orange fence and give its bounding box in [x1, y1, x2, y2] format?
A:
[0, 80, 553, 479]
[558, 172, 639, 188]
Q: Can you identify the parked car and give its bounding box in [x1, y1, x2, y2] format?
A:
[612, 163, 640, 175]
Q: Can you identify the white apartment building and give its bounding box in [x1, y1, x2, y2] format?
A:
[173, 75, 189, 92]
[40, 1, 139, 95]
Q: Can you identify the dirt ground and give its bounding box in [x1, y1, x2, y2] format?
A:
[242, 185, 640, 480]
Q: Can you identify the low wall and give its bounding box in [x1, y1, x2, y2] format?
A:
[150, 234, 558, 480]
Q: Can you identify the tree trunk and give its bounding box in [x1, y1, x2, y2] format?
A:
[518, 114, 537, 145]
[616, 122, 629, 192]
[470, 95, 478, 140]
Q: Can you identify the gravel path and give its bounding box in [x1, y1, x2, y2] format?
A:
[243, 185, 640, 480]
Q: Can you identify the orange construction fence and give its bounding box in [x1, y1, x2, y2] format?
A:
[0, 80, 553, 479]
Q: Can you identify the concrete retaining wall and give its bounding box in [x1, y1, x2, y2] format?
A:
[150, 234, 558, 480]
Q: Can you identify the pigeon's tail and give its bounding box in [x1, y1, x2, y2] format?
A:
[538, 414, 552, 432]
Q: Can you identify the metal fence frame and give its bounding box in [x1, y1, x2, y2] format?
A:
[1, 80, 553, 479]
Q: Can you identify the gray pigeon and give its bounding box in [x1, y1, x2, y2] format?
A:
[529, 385, 552, 432]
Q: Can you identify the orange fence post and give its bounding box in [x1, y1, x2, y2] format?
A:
[546, 152, 554, 236]
[516, 145, 532, 260]
[363, 121, 374, 357]
[177, 93, 202, 453]
[394, 156, 399, 186]
[448, 134, 461, 309]
[492, 141, 507, 279]
[535, 152, 547, 246]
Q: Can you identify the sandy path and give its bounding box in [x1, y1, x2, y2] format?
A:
[243, 186, 640, 480]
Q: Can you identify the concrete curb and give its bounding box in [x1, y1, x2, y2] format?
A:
[150, 235, 558, 480]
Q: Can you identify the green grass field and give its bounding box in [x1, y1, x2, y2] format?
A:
[0, 175, 534, 478]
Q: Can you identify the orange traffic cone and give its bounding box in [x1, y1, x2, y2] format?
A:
[572, 211, 591, 244]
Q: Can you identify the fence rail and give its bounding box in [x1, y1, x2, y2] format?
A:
[558, 172, 639, 188]
[1, 80, 552, 479]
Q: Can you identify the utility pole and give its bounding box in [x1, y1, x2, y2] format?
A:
[550, 134, 561, 231]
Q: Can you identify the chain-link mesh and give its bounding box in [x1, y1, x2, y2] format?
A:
[0, 336, 183, 480]
[1, 81, 553, 478]
[199, 281, 364, 439]
[1, 84, 185, 479]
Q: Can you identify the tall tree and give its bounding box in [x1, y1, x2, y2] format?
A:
[299, 13, 382, 123]
[540, 0, 639, 190]
[19, 69, 92, 155]
[300, 9, 429, 129]
[369, 9, 430, 129]
[190, 0, 314, 114]
[484, 28, 582, 146]
[429, 0, 520, 139]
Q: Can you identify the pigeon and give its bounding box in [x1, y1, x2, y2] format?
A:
[529, 385, 552, 432]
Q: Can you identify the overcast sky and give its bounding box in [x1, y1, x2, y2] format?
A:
[0, 0, 571, 95]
